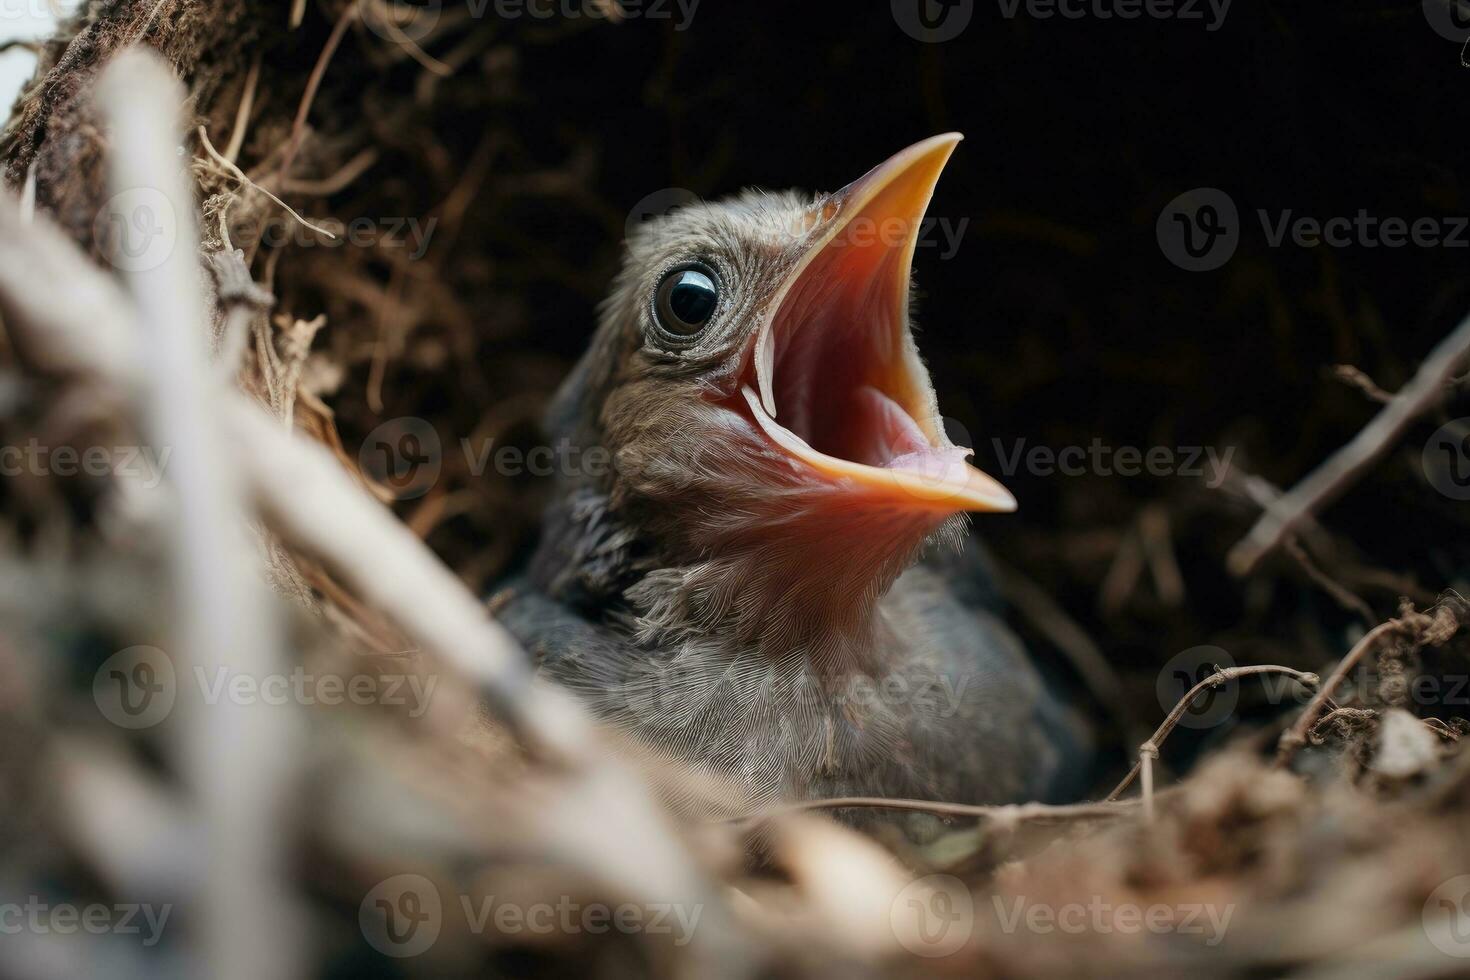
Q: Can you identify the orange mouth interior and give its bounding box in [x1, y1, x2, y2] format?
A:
[737, 134, 1015, 514]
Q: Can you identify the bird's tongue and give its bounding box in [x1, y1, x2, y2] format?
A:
[851, 385, 971, 480]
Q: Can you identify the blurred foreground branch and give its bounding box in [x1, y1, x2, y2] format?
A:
[0, 45, 752, 978]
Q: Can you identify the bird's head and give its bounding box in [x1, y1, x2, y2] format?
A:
[543, 135, 1014, 655]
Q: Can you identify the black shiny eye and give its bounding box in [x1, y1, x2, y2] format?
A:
[653, 263, 719, 338]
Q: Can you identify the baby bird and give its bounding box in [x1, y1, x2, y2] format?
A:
[495, 135, 1091, 815]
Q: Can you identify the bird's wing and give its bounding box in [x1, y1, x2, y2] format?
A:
[491, 576, 638, 681]
[898, 533, 1102, 803]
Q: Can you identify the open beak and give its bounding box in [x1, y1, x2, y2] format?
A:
[740, 133, 1016, 513]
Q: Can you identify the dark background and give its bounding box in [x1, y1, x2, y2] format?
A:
[298, 0, 1470, 774]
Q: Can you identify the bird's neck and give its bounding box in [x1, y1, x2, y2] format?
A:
[618, 489, 965, 668]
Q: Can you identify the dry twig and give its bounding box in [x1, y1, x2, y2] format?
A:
[99, 50, 303, 980]
[1109, 664, 1321, 801]
[727, 795, 1140, 825]
[1276, 618, 1407, 766]
[198, 125, 337, 239]
[278, 0, 360, 180]
[1228, 313, 1470, 575]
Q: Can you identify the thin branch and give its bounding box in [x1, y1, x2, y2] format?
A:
[198, 125, 337, 239]
[1332, 363, 1393, 404]
[724, 795, 1141, 825]
[222, 54, 262, 164]
[1140, 741, 1157, 823]
[1283, 536, 1376, 625]
[278, 0, 359, 180]
[1108, 664, 1321, 801]
[1140, 504, 1185, 606]
[1275, 619, 1405, 766]
[131, 0, 173, 42]
[278, 146, 379, 196]
[1228, 313, 1470, 575]
[18, 159, 35, 225]
[367, 0, 452, 76]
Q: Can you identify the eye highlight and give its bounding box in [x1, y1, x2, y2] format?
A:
[652, 262, 719, 341]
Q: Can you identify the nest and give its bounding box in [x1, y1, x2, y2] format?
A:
[0, 2, 1469, 977]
